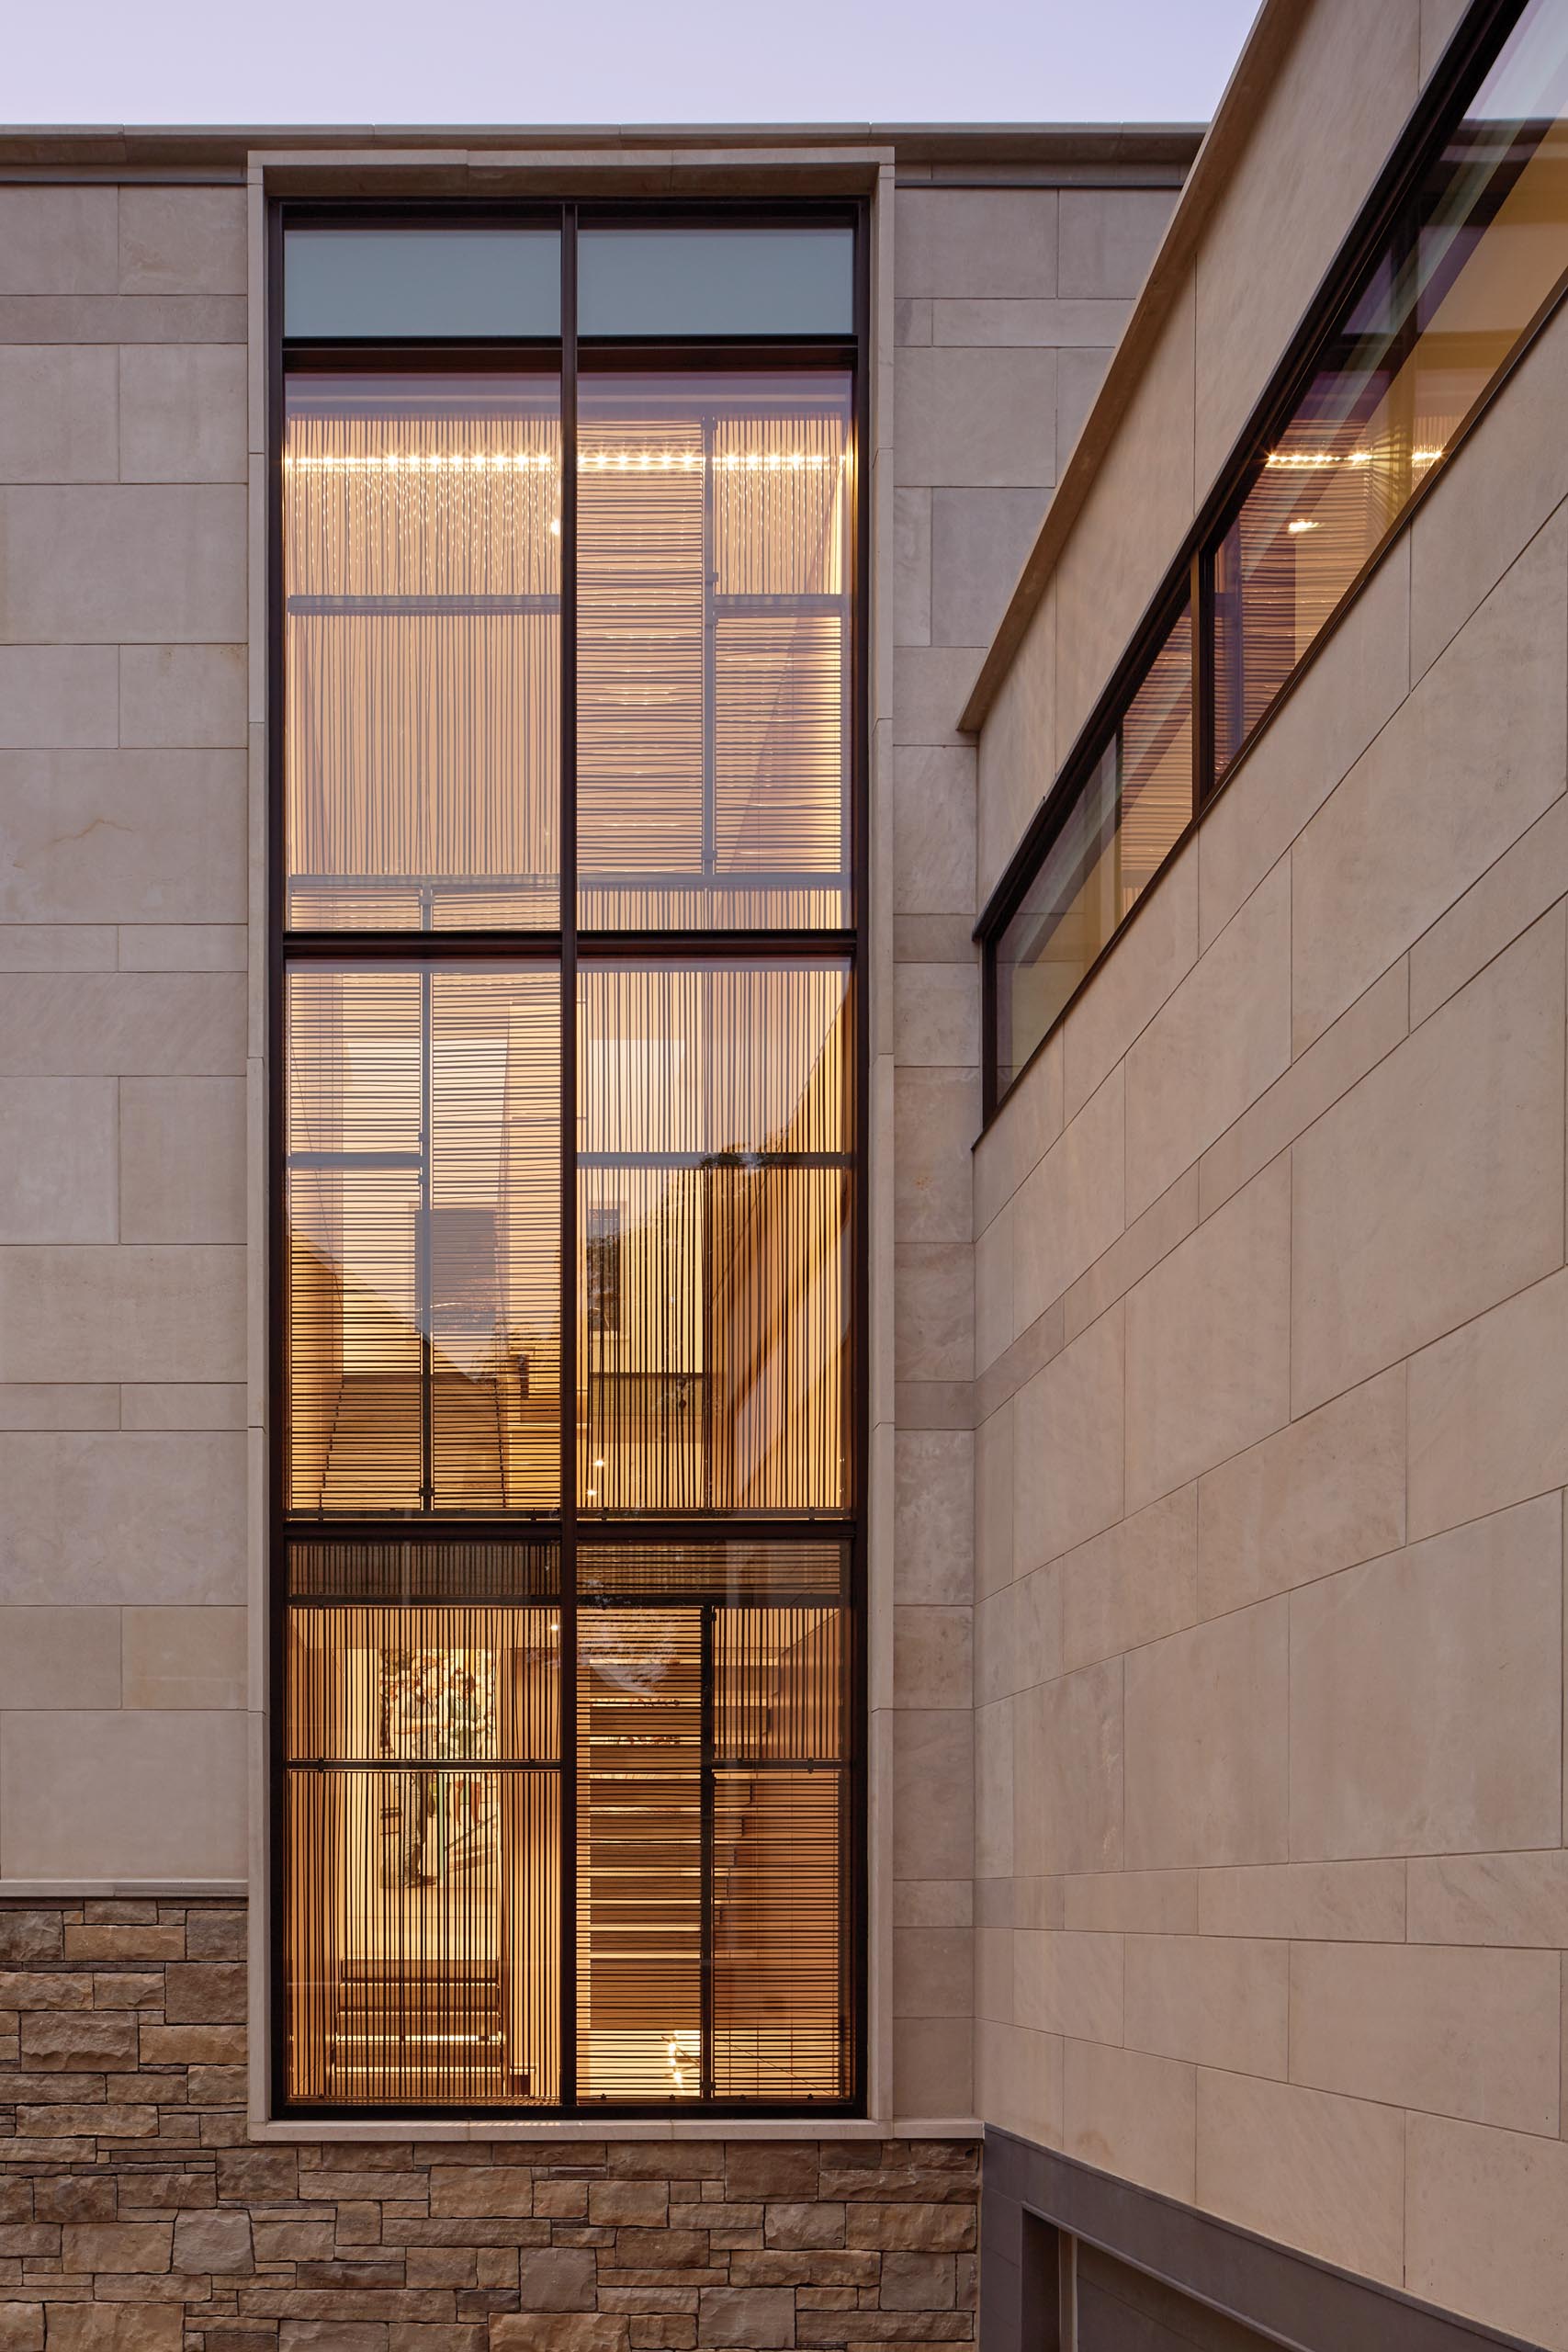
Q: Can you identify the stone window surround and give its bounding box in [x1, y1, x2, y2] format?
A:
[240, 142, 907, 2141]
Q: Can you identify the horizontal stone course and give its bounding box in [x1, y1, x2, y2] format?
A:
[0, 1901, 977, 2352]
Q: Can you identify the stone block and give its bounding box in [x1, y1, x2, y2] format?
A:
[0, 1248, 243, 1383]
[1124, 1158, 1292, 1511]
[1292, 512, 1567, 1050]
[0, 2306, 41, 2351]
[20, 2013, 137, 2070]
[118, 345, 247, 484]
[1196, 1366, 1405, 1617]
[1291, 1939, 1560, 2133]
[588, 2180, 667, 2227]
[697, 2288, 795, 2347]
[118, 1075, 246, 1243]
[1013, 1304, 1123, 1569]
[1197, 1860, 1405, 1943]
[1122, 1934, 1288, 2078]
[1289, 1497, 1562, 1860]
[0, 346, 117, 482]
[1123, 1599, 1289, 1871]
[0, 189, 118, 294]
[158, 1962, 246, 2026]
[1013, 1066, 1124, 1333]
[1057, 188, 1174, 297]
[892, 746, 975, 917]
[491, 2321, 628, 2352]
[44, 2311, 184, 2351]
[879, 2254, 954, 2312]
[118, 189, 247, 295]
[0, 1606, 119, 1708]
[1292, 911, 1565, 1414]
[278, 2331, 388, 2352]
[0, 1077, 117, 1242]
[0, 486, 247, 645]
[930, 488, 1049, 650]
[1014, 1929, 1121, 2043]
[60, 2221, 173, 2271]
[894, 1067, 978, 1243]
[895, 1432, 973, 1608]
[724, 2147, 818, 2202]
[0, 970, 245, 1076]
[896, 189, 1057, 298]
[0, 749, 245, 928]
[118, 644, 246, 752]
[1406, 2113, 1568, 2347]
[1013, 1656, 1122, 1879]
[1195, 2073, 1403, 2289]
[1125, 861, 1292, 1222]
[891, 1712, 972, 1883]
[896, 348, 1057, 490]
[764, 2205, 844, 2251]
[0, 1712, 246, 1880]
[173, 2207, 254, 2274]
[893, 1244, 971, 1383]
[0, 647, 118, 750]
[1061, 2041, 1194, 2203]
[121, 1609, 244, 1710]
[1059, 1484, 1196, 1673]
[0, 1430, 243, 1605]
[519, 2249, 598, 2311]
[1408, 1266, 1568, 1540]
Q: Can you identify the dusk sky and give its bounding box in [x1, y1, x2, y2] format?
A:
[8, 0, 1258, 127]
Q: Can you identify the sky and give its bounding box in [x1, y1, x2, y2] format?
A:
[6, 0, 1259, 128]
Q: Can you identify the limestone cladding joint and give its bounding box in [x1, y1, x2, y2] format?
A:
[0, 1897, 978, 2352]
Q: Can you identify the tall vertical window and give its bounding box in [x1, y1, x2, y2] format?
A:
[273, 210, 863, 2116]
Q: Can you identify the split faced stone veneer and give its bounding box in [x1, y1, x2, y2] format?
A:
[0, 1900, 979, 2352]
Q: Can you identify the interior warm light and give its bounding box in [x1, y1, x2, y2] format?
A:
[1287, 517, 1318, 534]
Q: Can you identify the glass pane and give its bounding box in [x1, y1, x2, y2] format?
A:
[997, 610, 1191, 1096]
[1214, 0, 1568, 773]
[577, 372, 853, 930]
[283, 1586, 561, 2107]
[285, 375, 560, 930]
[286, 965, 560, 1515]
[577, 961, 852, 1512]
[285, 228, 561, 341]
[579, 227, 854, 338]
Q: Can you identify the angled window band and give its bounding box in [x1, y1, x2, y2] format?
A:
[980, 0, 1568, 1120]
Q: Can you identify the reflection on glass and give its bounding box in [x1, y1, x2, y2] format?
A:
[578, 228, 855, 337]
[577, 373, 853, 929]
[997, 611, 1191, 1096]
[1215, 0, 1568, 772]
[284, 228, 562, 341]
[577, 962, 852, 1512]
[284, 376, 561, 929]
[576, 1570, 847, 2103]
[285, 1585, 561, 2106]
[285, 966, 560, 1514]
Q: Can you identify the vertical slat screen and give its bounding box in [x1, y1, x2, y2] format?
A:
[577, 962, 852, 1514]
[284, 1580, 561, 2106]
[576, 1609, 705, 2098]
[285, 375, 561, 929]
[577, 374, 852, 929]
[286, 965, 560, 1516]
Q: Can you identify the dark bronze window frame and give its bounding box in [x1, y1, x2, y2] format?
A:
[266, 194, 871, 2121]
[977, 0, 1568, 1124]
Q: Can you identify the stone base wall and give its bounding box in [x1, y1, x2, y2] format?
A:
[0, 1901, 979, 2352]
